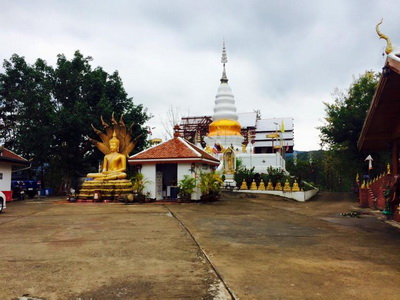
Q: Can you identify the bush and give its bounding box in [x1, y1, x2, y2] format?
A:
[198, 171, 223, 201]
[234, 166, 255, 188]
[130, 173, 152, 201]
[178, 175, 197, 201]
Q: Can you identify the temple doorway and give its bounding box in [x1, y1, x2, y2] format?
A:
[156, 163, 178, 200]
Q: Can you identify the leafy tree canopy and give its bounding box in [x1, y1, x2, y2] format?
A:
[315, 71, 389, 191]
[319, 71, 379, 152]
[0, 51, 151, 190]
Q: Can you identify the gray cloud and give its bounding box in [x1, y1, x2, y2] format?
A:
[1, 0, 399, 150]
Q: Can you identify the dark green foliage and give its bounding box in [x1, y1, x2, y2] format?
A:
[265, 167, 285, 186]
[313, 71, 391, 192]
[286, 152, 320, 188]
[0, 51, 151, 192]
[286, 150, 389, 192]
[234, 164, 314, 191]
[319, 71, 379, 152]
[234, 164, 254, 188]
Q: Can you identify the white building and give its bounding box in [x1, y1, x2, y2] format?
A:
[128, 130, 220, 200]
[238, 112, 294, 154]
[0, 147, 30, 202]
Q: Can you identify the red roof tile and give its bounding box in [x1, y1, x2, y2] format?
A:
[0, 147, 29, 165]
[129, 137, 219, 165]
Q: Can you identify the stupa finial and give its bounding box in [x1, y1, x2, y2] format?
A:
[376, 18, 393, 55]
[221, 40, 228, 83]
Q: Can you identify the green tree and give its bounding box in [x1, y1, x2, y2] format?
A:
[319, 71, 379, 152]
[286, 151, 348, 192]
[318, 71, 388, 191]
[0, 54, 55, 174]
[0, 51, 151, 192]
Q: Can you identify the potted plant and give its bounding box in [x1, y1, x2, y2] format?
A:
[198, 171, 223, 202]
[178, 175, 197, 202]
[130, 173, 151, 203]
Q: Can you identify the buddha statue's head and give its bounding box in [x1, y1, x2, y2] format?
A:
[109, 131, 120, 152]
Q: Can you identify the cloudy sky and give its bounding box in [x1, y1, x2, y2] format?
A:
[2, 0, 399, 150]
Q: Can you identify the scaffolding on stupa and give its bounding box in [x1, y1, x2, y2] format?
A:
[178, 116, 212, 145]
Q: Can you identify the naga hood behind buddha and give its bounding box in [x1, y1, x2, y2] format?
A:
[88, 113, 139, 158]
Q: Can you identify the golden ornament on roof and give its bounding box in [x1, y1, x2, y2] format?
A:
[376, 18, 393, 55]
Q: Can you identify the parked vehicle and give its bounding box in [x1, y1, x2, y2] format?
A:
[11, 180, 41, 199]
[0, 191, 6, 212]
[24, 180, 41, 198]
[12, 181, 26, 200]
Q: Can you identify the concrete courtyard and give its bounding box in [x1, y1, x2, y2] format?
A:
[1, 192, 400, 299]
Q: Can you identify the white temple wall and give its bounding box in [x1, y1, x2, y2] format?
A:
[204, 135, 244, 152]
[141, 165, 156, 199]
[214, 152, 286, 173]
[140, 162, 211, 201]
[0, 163, 12, 191]
[236, 152, 286, 173]
[177, 163, 191, 179]
[177, 163, 201, 200]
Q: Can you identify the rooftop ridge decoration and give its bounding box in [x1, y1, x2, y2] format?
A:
[178, 137, 202, 157]
[376, 18, 393, 55]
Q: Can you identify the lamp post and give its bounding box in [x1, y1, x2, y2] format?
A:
[382, 65, 390, 77]
[365, 155, 373, 177]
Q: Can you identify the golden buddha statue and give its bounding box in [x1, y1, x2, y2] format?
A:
[79, 114, 139, 201]
[223, 146, 235, 174]
[87, 132, 127, 180]
[86, 113, 137, 181]
[240, 179, 248, 190]
[258, 179, 265, 191]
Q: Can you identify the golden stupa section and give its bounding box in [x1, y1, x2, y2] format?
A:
[208, 119, 242, 137]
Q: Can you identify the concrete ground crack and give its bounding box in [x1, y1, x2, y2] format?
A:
[0, 208, 52, 225]
[163, 205, 236, 300]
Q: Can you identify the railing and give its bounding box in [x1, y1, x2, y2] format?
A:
[359, 170, 392, 210]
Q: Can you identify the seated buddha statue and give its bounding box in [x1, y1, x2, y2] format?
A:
[87, 133, 127, 181]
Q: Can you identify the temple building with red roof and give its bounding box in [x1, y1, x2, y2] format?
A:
[358, 20, 400, 221]
[128, 128, 219, 200]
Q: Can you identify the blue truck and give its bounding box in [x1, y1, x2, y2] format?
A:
[11, 180, 41, 199]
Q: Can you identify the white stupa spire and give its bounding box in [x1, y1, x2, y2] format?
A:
[221, 41, 228, 83]
[205, 41, 243, 149]
[212, 42, 239, 122]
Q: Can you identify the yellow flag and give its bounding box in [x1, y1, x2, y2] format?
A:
[281, 120, 285, 133]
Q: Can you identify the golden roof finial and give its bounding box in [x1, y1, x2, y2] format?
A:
[376, 18, 393, 55]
